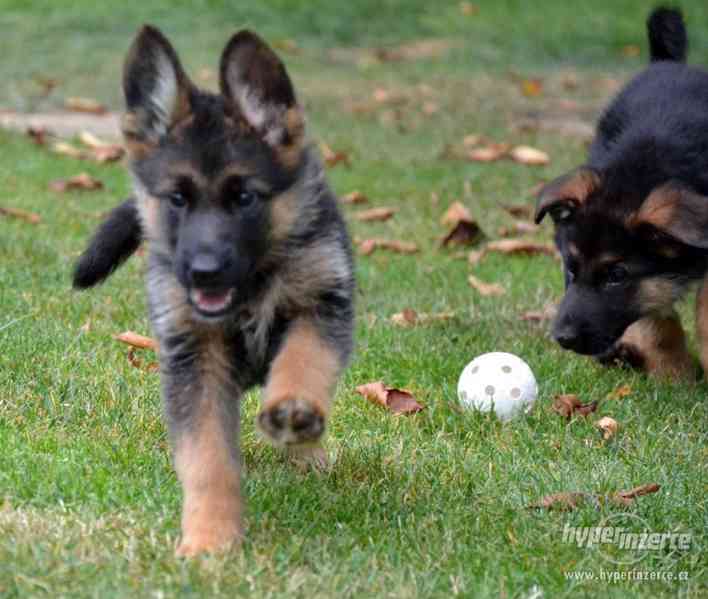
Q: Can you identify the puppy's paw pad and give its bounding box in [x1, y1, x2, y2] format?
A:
[175, 531, 240, 558]
[258, 397, 325, 444]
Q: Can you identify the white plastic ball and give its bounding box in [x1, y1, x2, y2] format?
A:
[457, 352, 537, 421]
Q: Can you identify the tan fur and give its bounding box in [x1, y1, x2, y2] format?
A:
[275, 107, 305, 170]
[620, 315, 694, 379]
[695, 277, 708, 374]
[536, 167, 600, 220]
[269, 190, 299, 241]
[631, 185, 679, 230]
[637, 277, 680, 314]
[174, 332, 242, 557]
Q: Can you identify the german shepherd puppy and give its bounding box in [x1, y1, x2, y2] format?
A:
[534, 7, 708, 379]
[73, 26, 354, 556]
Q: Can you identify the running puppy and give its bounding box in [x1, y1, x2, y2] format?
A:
[73, 26, 355, 556]
[534, 8, 708, 379]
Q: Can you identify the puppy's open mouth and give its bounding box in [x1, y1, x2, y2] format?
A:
[189, 288, 235, 317]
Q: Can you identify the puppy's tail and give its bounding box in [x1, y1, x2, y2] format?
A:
[647, 7, 687, 62]
[72, 198, 143, 289]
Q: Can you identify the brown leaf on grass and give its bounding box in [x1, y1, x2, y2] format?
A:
[49, 172, 104, 193]
[462, 133, 486, 147]
[113, 331, 158, 351]
[468, 274, 505, 296]
[596, 416, 619, 440]
[501, 203, 533, 219]
[52, 141, 87, 159]
[485, 239, 557, 257]
[64, 96, 107, 115]
[528, 492, 593, 511]
[374, 39, 456, 63]
[459, 2, 479, 16]
[355, 207, 396, 222]
[27, 126, 51, 146]
[126, 348, 159, 373]
[320, 142, 350, 168]
[91, 145, 125, 163]
[440, 201, 472, 227]
[442, 220, 485, 247]
[621, 44, 641, 58]
[355, 381, 424, 415]
[468, 143, 510, 163]
[520, 302, 557, 323]
[509, 145, 550, 166]
[606, 384, 632, 401]
[498, 221, 540, 237]
[0, 206, 41, 224]
[610, 483, 660, 507]
[341, 191, 369, 205]
[552, 394, 598, 419]
[390, 309, 455, 327]
[358, 238, 419, 255]
[520, 78, 544, 97]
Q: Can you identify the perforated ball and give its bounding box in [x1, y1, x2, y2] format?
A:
[457, 352, 537, 421]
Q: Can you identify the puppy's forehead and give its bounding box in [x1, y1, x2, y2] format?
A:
[564, 212, 634, 258]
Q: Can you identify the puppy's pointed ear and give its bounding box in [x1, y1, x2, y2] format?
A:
[121, 25, 192, 147]
[219, 31, 304, 153]
[534, 167, 601, 224]
[631, 182, 708, 249]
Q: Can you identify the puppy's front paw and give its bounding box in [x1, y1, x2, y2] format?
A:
[596, 342, 646, 371]
[257, 397, 325, 445]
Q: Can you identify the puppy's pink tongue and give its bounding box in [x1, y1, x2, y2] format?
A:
[192, 288, 234, 312]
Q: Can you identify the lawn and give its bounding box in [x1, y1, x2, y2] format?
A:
[0, 1, 706, 597]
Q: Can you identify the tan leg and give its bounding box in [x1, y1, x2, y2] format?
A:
[257, 319, 341, 469]
[173, 398, 242, 557]
[696, 278, 708, 376]
[615, 313, 694, 379]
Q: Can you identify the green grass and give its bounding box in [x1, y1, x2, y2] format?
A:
[0, 1, 707, 597]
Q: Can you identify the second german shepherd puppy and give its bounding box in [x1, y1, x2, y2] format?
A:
[73, 26, 354, 556]
[535, 8, 708, 379]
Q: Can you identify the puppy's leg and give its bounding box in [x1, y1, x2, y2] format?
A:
[695, 278, 708, 376]
[599, 313, 694, 379]
[162, 335, 243, 557]
[257, 319, 343, 471]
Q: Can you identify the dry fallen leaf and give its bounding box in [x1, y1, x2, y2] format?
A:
[621, 44, 641, 58]
[355, 381, 424, 415]
[358, 238, 418, 255]
[91, 145, 125, 163]
[355, 207, 397, 222]
[468, 143, 510, 163]
[0, 206, 41, 224]
[440, 201, 473, 227]
[27, 126, 51, 146]
[498, 221, 540, 237]
[341, 191, 369, 205]
[509, 145, 550, 166]
[610, 483, 660, 507]
[521, 78, 544, 97]
[501, 204, 533, 219]
[49, 172, 104, 193]
[596, 416, 619, 440]
[462, 133, 485, 147]
[485, 239, 557, 257]
[52, 141, 87, 160]
[606, 384, 632, 401]
[459, 2, 479, 16]
[468, 275, 505, 296]
[442, 220, 485, 247]
[126, 348, 159, 373]
[320, 142, 350, 168]
[374, 39, 456, 63]
[113, 331, 158, 351]
[520, 303, 557, 323]
[552, 394, 598, 419]
[64, 97, 107, 115]
[390, 309, 455, 327]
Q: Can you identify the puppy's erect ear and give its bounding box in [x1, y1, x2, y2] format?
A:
[122, 25, 192, 147]
[631, 182, 708, 249]
[219, 30, 304, 151]
[534, 167, 601, 224]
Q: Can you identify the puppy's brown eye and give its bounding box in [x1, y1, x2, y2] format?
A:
[606, 264, 629, 285]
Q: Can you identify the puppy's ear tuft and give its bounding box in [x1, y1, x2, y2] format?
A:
[219, 30, 304, 149]
[534, 167, 601, 224]
[632, 182, 708, 249]
[122, 25, 192, 146]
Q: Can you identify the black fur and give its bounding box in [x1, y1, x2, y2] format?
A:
[648, 7, 687, 62]
[72, 198, 142, 288]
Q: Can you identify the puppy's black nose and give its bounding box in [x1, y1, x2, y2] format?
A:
[189, 253, 222, 287]
[554, 327, 581, 350]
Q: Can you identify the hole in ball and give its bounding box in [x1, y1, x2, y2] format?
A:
[511, 388, 521, 398]
[502, 365, 512, 373]
[471, 366, 479, 374]
[485, 385, 495, 396]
